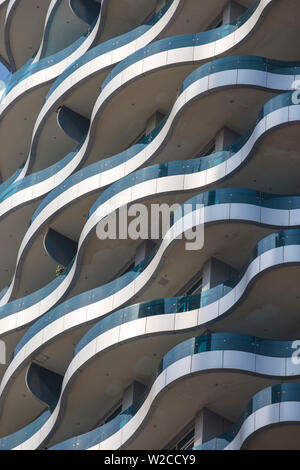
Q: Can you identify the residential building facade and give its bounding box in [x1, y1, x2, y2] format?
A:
[0, 0, 299, 450]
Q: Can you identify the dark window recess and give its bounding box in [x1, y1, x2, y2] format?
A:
[194, 140, 216, 159]
[103, 404, 122, 425]
[121, 260, 135, 276]
[185, 276, 203, 296]
[214, 18, 223, 28]
[111, 258, 136, 284]
[172, 429, 195, 450]
[94, 402, 123, 429]
[176, 271, 203, 297]
[206, 13, 223, 30]
[126, 129, 146, 149]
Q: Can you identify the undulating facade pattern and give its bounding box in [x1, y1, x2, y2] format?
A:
[0, 0, 299, 450]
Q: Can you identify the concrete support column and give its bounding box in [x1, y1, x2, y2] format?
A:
[194, 408, 232, 446]
[122, 381, 146, 412]
[223, 1, 246, 25]
[135, 240, 157, 266]
[202, 257, 237, 291]
[215, 126, 240, 152]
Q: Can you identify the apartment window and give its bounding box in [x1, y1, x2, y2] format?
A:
[95, 401, 123, 428]
[213, 18, 223, 28]
[126, 129, 146, 149]
[194, 140, 216, 159]
[171, 428, 194, 450]
[206, 14, 223, 31]
[185, 276, 203, 296]
[112, 258, 136, 282]
[103, 404, 122, 424]
[121, 260, 135, 276]
[176, 271, 203, 298]
[125, 112, 166, 150]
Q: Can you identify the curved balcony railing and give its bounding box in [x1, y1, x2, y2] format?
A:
[1, 14, 99, 101]
[46, 0, 176, 100]
[101, 0, 261, 90]
[88, 90, 300, 214]
[1, 0, 298, 453]
[50, 333, 299, 450]
[0, 0, 182, 215]
[0, 139, 84, 207]
[0, 86, 298, 353]
[3, 347, 299, 450]
[0, 410, 50, 450]
[0, 161, 24, 199]
[193, 382, 300, 450]
[12, 221, 300, 358]
[74, 227, 300, 354]
[31, 70, 300, 224]
[0, 76, 296, 226]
